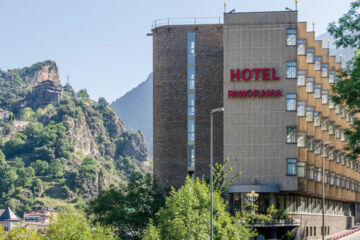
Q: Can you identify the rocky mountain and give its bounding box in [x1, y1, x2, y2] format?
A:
[110, 73, 153, 156]
[0, 61, 150, 216]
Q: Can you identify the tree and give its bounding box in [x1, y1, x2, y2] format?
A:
[88, 172, 165, 240]
[143, 177, 255, 240]
[78, 89, 90, 100]
[98, 97, 109, 109]
[20, 107, 35, 121]
[31, 160, 49, 176]
[79, 156, 97, 179]
[49, 158, 63, 178]
[328, 1, 360, 159]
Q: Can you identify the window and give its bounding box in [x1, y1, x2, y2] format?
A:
[335, 104, 341, 114]
[314, 84, 321, 98]
[329, 99, 335, 109]
[329, 148, 334, 160]
[286, 126, 297, 143]
[306, 48, 314, 63]
[329, 122, 335, 135]
[287, 158, 297, 176]
[341, 176, 346, 189]
[314, 112, 321, 127]
[350, 160, 354, 169]
[306, 78, 314, 92]
[187, 32, 195, 63]
[306, 107, 314, 122]
[341, 130, 346, 142]
[314, 56, 321, 70]
[321, 118, 329, 131]
[307, 165, 314, 180]
[330, 173, 335, 185]
[314, 141, 321, 154]
[322, 64, 329, 77]
[324, 170, 329, 184]
[315, 168, 322, 182]
[306, 137, 314, 151]
[341, 106, 346, 118]
[346, 158, 350, 168]
[188, 119, 195, 142]
[322, 90, 329, 104]
[297, 70, 306, 86]
[188, 93, 195, 115]
[297, 162, 306, 177]
[329, 70, 335, 83]
[322, 145, 328, 157]
[188, 146, 195, 168]
[286, 94, 297, 111]
[341, 154, 345, 165]
[188, 66, 195, 89]
[286, 29, 297, 45]
[336, 175, 341, 187]
[286, 62, 297, 78]
[297, 132, 306, 147]
[346, 112, 351, 122]
[335, 127, 340, 139]
[297, 101, 306, 116]
[298, 39, 306, 54]
[335, 151, 340, 163]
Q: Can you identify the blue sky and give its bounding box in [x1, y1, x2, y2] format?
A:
[0, 0, 354, 102]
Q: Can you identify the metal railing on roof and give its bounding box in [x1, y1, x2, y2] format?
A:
[152, 17, 223, 28]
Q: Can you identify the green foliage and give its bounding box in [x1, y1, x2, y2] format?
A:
[31, 160, 49, 176]
[88, 172, 165, 240]
[77, 89, 90, 100]
[328, 1, 360, 49]
[79, 156, 97, 179]
[144, 177, 255, 240]
[20, 107, 35, 121]
[48, 159, 64, 178]
[281, 231, 295, 240]
[213, 158, 241, 195]
[98, 97, 109, 109]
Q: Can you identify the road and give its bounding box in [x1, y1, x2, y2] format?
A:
[337, 230, 360, 240]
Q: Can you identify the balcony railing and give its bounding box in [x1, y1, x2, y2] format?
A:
[152, 17, 223, 28]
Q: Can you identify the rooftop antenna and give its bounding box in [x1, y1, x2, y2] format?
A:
[224, 2, 227, 13]
[295, 0, 298, 11]
[67, 75, 70, 84]
[285, 7, 293, 11]
[228, 9, 235, 14]
[312, 21, 315, 32]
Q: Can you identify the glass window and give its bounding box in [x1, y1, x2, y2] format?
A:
[297, 70, 306, 86]
[188, 119, 195, 142]
[286, 62, 297, 78]
[286, 29, 297, 46]
[315, 168, 322, 182]
[314, 56, 321, 70]
[322, 64, 329, 77]
[307, 166, 314, 180]
[341, 130, 346, 142]
[286, 126, 297, 143]
[188, 93, 195, 115]
[314, 141, 321, 155]
[329, 99, 335, 109]
[330, 173, 335, 185]
[321, 118, 328, 131]
[188, 145, 195, 168]
[335, 151, 340, 163]
[314, 112, 321, 127]
[306, 78, 314, 92]
[346, 112, 351, 122]
[335, 127, 341, 138]
[297, 162, 306, 177]
[322, 145, 328, 157]
[341, 154, 346, 165]
[297, 132, 306, 147]
[322, 90, 329, 104]
[187, 32, 195, 63]
[329, 122, 335, 135]
[335, 104, 341, 114]
[336, 175, 341, 187]
[188, 66, 195, 89]
[306, 48, 314, 63]
[346, 158, 350, 168]
[350, 160, 354, 169]
[329, 148, 334, 160]
[297, 101, 306, 116]
[286, 158, 297, 176]
[314, 84, 321, 98]
[341, 106, 346, 118]
[286, 94, 297, 111]
[329, 70, 335, 83]
[306, 137, 314, 151]
[306, 107, 314, 122]
[324, 170, 329, 184]
[341, 176, 346, 189]
[298, 40, 306, 55]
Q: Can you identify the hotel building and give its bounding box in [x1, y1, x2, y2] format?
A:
[152, 10, 358, 239]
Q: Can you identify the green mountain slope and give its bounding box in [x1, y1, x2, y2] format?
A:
[0, 61, 150, 216]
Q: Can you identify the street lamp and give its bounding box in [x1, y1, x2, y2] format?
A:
[210, 107, 224, 240]
[322, 141, 331, 240]
[247, 191, 259, 214]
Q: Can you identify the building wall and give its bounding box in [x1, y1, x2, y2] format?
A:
[223, 11, 298, 190]
[153, 24, 223, 188]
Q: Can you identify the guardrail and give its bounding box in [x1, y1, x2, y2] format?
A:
[152, 17, 223, 28]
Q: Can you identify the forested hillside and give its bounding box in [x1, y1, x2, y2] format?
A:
[0, 61, 150, 216]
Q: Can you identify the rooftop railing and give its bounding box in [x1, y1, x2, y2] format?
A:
[152, 17, 223, 28]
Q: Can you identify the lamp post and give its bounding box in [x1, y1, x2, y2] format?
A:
[322, 141, 331, 240]
[247, 191, 259, 214]
[210, 107, 224, 240]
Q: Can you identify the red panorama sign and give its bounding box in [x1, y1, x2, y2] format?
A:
[228, 68, 282, 99]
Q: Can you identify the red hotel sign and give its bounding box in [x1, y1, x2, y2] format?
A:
[228, 68, 282, 98]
